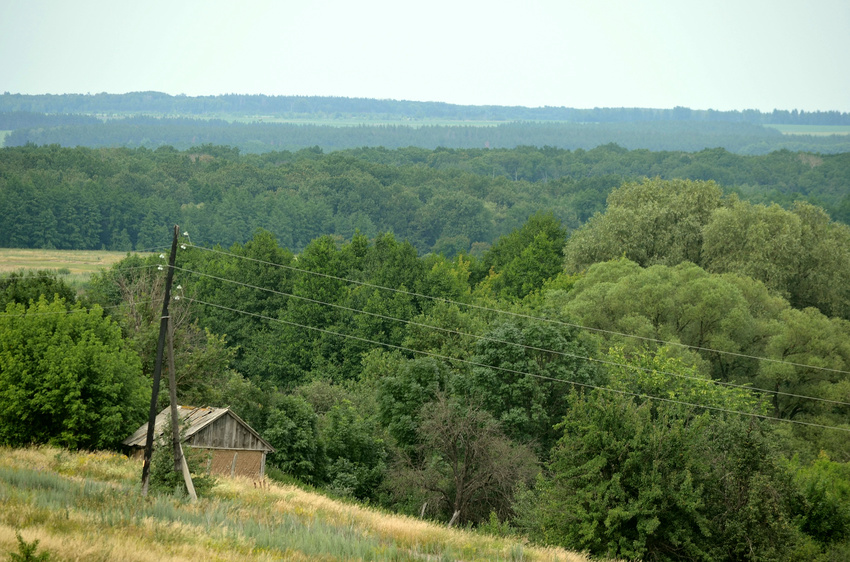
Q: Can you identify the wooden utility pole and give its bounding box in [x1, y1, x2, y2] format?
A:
[167, 313, 197, 501]
[141, 225, 179, 496]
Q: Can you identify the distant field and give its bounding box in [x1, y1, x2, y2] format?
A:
[0, 248, 144, 277]
[238, 116, 506, 128]
[183, 114, 507, 128]
[766, 124, 850, 136]
[93, 112, 507, 128]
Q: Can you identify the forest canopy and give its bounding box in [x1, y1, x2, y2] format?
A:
[1, 143, 849, 257]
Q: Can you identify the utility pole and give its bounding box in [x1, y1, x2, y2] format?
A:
[141, 225, 179, 496]
[167, 312, 197, 501]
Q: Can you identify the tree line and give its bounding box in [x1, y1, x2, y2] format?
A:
[2, 179, 850, 560]
[3, 92, 850, 124]
[1, 144, 849, 258]
[5, 116, 850, 155]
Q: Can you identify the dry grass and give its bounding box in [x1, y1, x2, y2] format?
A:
[0, 446, 592, 562]
[0, 248, 145, 275]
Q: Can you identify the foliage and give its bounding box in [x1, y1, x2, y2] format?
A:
[563, 179, 850, 320]
[85, 251, 238, 404]
[564, 178, 723, 271]
[0, 270, 76, 310]
[148, 416, 216, 497]
[377, 357, 455, 453]
[8, 532, 49, 562]
[386, 394, 538, 526]
[477, 211, 567, 300]
[518, 391, 801, 561]
[321, 399, 388, 500]
[551, 257, 850, 458]
[3, 144, 850, 262]
[458, 318, 604, 457]
[0, 297, 148, 450]
[604, 346, 766, 414]
[792, 452, 850, 545]
[263, 394, 325, 484]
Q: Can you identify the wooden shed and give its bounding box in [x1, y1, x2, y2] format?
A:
[123, 405, 275, 479]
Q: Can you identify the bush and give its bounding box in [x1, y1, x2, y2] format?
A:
[148, 417, 216, 497]
[8, 532, 49, 562]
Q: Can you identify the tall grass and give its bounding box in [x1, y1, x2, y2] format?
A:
[0, 446, 590, 561]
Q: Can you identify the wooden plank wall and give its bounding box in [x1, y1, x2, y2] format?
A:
[188, 414, 267, 451]
[207, 449, 265, 478]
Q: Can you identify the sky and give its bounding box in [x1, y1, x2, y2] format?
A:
[2, 0, 849, 112]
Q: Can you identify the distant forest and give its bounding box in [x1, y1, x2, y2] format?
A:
[4, 92, 850, 124]
[2, 93, 850, 155]
[2, 143, 848, 254]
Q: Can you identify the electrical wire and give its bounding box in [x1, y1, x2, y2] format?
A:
[182, 243, 850, 377]
[171, 264, 850, 409]
[182, 295, 850, 434]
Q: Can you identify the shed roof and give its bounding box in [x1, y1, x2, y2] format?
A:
[122, 405, 274, 452]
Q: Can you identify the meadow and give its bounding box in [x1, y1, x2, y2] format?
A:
[0, 248, 149, 289]
[0, 446, 590, 562]
[765, 124, 850, 135]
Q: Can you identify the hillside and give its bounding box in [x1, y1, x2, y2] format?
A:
[0, 446, 586, 562]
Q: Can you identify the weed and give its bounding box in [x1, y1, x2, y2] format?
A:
[8, 531, 50, 562]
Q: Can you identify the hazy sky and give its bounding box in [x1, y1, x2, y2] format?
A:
[2, 0, 848, 112]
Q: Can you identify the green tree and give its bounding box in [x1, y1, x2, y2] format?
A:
[0, 269, 76, 309]
[553, 259, 777, 383]
[792, 452, 850, 547]
[377, 357, 455, 453]
[563, 178, 723, 272]
[519, 391, 800, 561]
[479, 211, 567, 299]
[386, 394, 538, 525]
[459, 318, 604, 456]
[86, 252, 238, 404]
[264, 394, 325, 484]
[702, 200, 803, 300]
[321, 399, 388, 500]
[0, 297, 148, 449]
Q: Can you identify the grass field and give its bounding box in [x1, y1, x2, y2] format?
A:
[765, 124, 850, 136]
[0, 248, 149, 289]
[0, 248, 145, 275]
[0, 446, 589, 562]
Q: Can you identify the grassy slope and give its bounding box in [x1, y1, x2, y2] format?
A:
[0, 447, 589, 562]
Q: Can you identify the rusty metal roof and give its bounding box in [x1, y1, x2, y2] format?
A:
[122, 405, 274, 452]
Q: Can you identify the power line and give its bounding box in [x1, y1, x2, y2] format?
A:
[172, 264, 850, 409]
[182, 243, 850, 377]
[183, 295, 850, 435]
